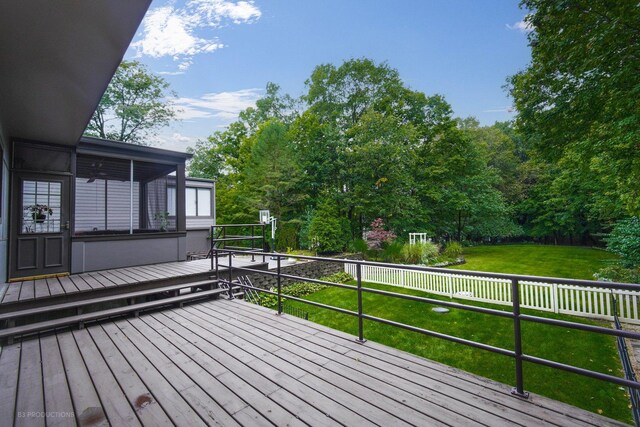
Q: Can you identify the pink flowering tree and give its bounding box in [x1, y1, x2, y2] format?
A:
[365, 218, 396, 249]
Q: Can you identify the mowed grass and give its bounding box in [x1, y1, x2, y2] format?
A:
[282, 245, 631, 423]
[450, 244, 618, 280]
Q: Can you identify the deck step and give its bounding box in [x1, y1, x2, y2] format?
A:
[0, 288, 227, 342]
[0, 279, 219, 322]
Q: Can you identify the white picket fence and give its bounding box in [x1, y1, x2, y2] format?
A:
[344, 264, 640, 324]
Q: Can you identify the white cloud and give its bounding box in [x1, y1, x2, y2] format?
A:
[174, 88, 263, 121]
[506, 19, 533, 33]
[132, 0, 260, 71]
[483, 107, 514, 113]
[155, 131, 199, 151]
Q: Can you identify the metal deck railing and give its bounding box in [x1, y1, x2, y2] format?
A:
[212, 246, 640, 421]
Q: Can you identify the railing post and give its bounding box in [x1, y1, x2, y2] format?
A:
[277, 255, 282, 315]
[210, 225, 214, 271]
[262, 224, 266, 263]
[251, 225, 255, 262]
[511, 278, 529, 399]
[356, 263, 366, 343]
[228, 250, 233, 300]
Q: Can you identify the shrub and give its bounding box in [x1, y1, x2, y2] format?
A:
[443, 241, 463, 258]
[365, 218, 396, 249]
[400, 241, 440, 265]
[606, 217, 640, 268]
[307, 199, 350, 253]
[255, 271, 353, 309]
[594, 266, 640, 284]
[351, 238, 369, 254]
[382, 241, 404, 263]
[419, 242, 440, 264]
[401, 243, 422, 264]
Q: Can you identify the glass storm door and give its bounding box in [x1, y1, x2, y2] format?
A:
[10, 174, 71, 280]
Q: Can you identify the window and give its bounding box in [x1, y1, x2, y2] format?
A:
[185, 187, 211, 217]
[22, 180, 61, 233]
[75, 154, 176, 235]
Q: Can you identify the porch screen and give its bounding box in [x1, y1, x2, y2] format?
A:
[75, 155, 176, 235]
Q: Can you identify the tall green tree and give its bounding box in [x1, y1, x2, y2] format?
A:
[85, 60, 177, 145]
[509, 0, 640, 214]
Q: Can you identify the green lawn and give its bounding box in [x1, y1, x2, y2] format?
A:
[450, 244, 618, 280]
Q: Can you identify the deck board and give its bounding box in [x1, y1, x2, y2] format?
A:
[19, 280, 35, 301]
[0, 298, 627, 426]
[40, 335, 75, 427]
[46, 277, 65, 296]
[15, 338, 45, 427]
[57, 275, 78, 294]
[0, 344, 21, 425]
[86, 326, 174, 427]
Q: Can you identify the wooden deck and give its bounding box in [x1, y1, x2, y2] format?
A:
[0, 257, 275, 312]
[0, 299, 626, 426]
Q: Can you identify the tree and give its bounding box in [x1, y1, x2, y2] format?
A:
[85, 60, 177, 145]
[244, 119, 304, 220]
[509, 0, 640, 214]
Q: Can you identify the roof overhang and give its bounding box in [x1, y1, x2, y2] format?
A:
[0, 0, 152, 146]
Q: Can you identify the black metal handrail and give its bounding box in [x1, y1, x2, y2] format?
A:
[613, 295, 640, 425]
[210, 224, 267, 271]
[214, 247, 640, 412]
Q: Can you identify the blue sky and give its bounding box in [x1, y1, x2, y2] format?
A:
[125, 0, 532, 151]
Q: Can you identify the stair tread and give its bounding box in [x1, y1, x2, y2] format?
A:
[0, 288, 226, 339]
[0, 279, 219, 321]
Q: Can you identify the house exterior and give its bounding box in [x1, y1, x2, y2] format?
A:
[0, 1, 216, 282]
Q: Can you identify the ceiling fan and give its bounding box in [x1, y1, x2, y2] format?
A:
[86, 160, 108, 183]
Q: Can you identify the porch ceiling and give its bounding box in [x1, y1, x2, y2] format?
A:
[0, 0, 151, 146]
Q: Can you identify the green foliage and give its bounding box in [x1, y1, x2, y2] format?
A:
[605, 217, 640, 268]
[257, 271, 353, 309]
[400, 241, 440, 264]
[276, 221, 299, 252]
[442, 241, 463, 258]
[594, 266, 640, 284]
[509, 0, 640, 215]
[307, 198, 350, 253]
[381, 241, 403, 263]
[85, 60, 177, 145]
[350, 238, 368, 253]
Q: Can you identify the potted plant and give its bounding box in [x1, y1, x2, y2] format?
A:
[154, 211, 170, 232]
[25, 204, 53, 223]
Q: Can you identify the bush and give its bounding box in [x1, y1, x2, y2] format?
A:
[594, 266, 640, 284]
[401, 243, 422, 264]
[365, 218, 396, 249]
[307, 199, 350, 253]
[606, 217, 640, 268]
[256, 271, 353, 309]
[419, 242, 440, 264]
[382, 241, 404, 263]
[400, 242, 440, 265]
[443, 241, 463, 259]
[350, 238, 369, 254]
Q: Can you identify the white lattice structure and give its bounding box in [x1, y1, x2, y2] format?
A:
[409, 233, 428, 245]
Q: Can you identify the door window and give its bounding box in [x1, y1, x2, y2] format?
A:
[22, 180, 62, 233]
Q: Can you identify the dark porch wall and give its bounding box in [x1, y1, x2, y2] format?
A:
[186, 229, 210, 254]
[0, 126, 9, 282]
[71, 235, 186, 273]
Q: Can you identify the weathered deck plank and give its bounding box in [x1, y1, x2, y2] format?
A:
[0, 297, 627, 427]
[86, 326, 174, 427]
[40, 335, 75, 427]
[15, 338, 44, 427]
[0, 344, 21, 425]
